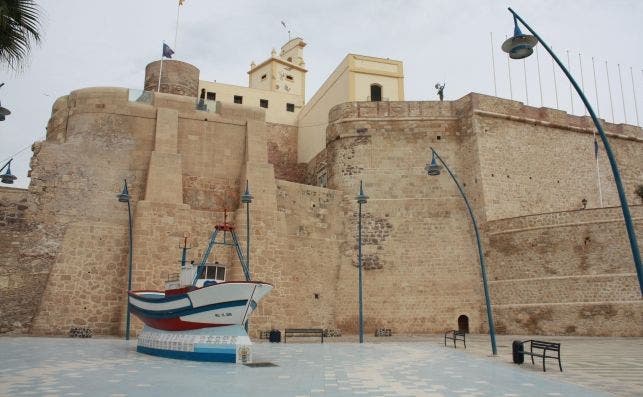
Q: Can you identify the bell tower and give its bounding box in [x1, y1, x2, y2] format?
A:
[248, 38, 307, 100]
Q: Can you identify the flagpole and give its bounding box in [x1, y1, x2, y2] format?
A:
[157, 52, 164, 92]
[174, 2, 181, 51]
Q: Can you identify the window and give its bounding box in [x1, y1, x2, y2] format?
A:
[370, 84, 382, 101]
[204, 263, 226, 282]
[286, 75, 294, 81]
[234, 95, 243, 104]
[261, 74, 267, 80]
[287, 57, 292, 62]
[260, 99, 269, 108]
[286, 103, 295, 112]
[206, 92, 216, 101]
[317, 171, 327, 188]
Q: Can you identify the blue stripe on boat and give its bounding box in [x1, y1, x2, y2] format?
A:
[137, 346, 236, 363]
[129, 299, 249, 319]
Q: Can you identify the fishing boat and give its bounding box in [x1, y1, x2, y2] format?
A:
[128, 280, 273, 331]
[128, 209, 272, 332]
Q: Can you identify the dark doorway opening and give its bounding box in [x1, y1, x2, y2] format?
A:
[370, 84, 382, 101]
[458, 315, 469, 333]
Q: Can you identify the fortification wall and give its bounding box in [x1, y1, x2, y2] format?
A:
[30, 88, 157, 335]
[0, 187, 39, 334]
[471, 94, 642, 220]
[325, 100, 490, 334]
[266, 123, 307, 183]
[486, 207, 643, 336]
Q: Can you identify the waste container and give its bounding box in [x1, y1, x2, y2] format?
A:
[512, 340, 525, 364]
[269, 330, 281, 343]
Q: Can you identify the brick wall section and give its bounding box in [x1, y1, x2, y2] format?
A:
[486, 206, 642, 336]
[265, 122, 307, 183]
[0, 187, 36, 334]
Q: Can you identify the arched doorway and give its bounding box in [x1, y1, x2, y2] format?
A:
[458, 315, 469, 333]
[370, 84, 382, 101]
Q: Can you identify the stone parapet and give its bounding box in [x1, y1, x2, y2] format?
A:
[144, 60, 200, 97]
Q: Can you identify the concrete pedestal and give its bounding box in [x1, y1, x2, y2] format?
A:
[136, 325, 253, 363]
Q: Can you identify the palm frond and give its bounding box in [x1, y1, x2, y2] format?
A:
[0, 0, 43, 71]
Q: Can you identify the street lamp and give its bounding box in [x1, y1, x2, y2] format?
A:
[117, 179, 133, 340]
[240, 180, 253, 333]
[426, 148, 498, 356]
[356, 180, 368, 344]
[502, 8, 642, 295]
[1, 159, 17, 184]
[240, 180, 253, 279]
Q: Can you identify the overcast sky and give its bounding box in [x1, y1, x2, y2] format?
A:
[1, 0, 641, 188]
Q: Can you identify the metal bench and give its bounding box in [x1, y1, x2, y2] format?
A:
[521, 339, 562, 372]
[444, 330, 466, 349]
[284, 328, 324, 343]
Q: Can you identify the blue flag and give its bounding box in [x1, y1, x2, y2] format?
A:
[162, 43, 174, 59]
[594, 139, 599, 159]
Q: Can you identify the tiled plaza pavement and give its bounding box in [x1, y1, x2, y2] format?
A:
[418, 333, 643, 397]
[0, 336, 622, 397]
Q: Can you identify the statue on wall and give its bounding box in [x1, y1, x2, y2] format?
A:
[435, 82, 445, 101]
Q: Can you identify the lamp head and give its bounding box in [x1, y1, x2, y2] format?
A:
[241, 180, 253, 204]
[501, 16, 538, 59]
[425, 152, 442, 176]
[117, 180, 130, 202]
[0, 159, 17, 184]
[356, 180, 368, 204]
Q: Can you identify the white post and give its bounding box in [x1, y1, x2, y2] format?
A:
[536, 46, 543, 106]
[631, 66, 640, 126]
[174, 3, 181, 51]
[592, 57, 600, 117]
[617, 64, 627, 124]
[490, 32, 497, 96]
[579, 53, 586, 115]
[157, 56, 164, 92]
[606, 60, 615, 123]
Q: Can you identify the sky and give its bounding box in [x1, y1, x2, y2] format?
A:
[1, 0, 642, 188]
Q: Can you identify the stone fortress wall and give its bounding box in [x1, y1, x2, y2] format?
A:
[1, 60, 641, 338]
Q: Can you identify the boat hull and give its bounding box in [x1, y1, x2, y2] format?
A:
[128, 281, 272, 331]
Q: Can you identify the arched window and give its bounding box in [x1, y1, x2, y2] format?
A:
[370, 84, 382, 101]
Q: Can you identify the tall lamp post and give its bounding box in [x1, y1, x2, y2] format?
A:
[241, 180, 253, 333]
[1, 158, 17, 184]
[502, 8, 642, 295]
[426, 148, 498, 356]
[241, 180, 253, 279]
[117, 179, 133, 340]
[356, 180, 368, 343]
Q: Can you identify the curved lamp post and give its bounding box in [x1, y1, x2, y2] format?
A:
[117, 179, 133, 340]
[502, 8, 642, 295]
[426, 148, 498, 356]
[1, 159, 17, 184]
[356, 180, 368, 343]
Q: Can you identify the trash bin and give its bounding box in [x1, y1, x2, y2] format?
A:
[269, 330, 281, 343]
[512, 340, 525, 364]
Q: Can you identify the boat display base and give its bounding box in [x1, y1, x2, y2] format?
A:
[136, 325, 253, 363]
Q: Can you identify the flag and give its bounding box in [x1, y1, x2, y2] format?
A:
[594, 138, 599, 159]
[179, 0, 185, 5]
[162, 43, 174, 59]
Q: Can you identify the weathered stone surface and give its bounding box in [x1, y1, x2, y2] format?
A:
[2, 90, 641, 338]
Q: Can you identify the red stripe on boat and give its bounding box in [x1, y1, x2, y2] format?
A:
[137, 315, 233, 331]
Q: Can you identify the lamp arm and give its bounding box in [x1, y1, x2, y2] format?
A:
[430, 148, 497, 355]
[0, 159, 12, 173]
[508, 7, 642, 295]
